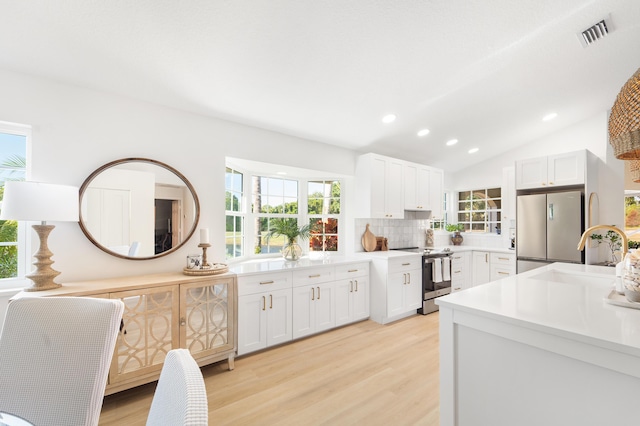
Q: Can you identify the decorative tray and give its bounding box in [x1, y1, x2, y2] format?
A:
[183, 263, 229, 276]
[604, 289, 640, 310]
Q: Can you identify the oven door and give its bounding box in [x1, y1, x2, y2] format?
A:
[423, 256, 452, 298]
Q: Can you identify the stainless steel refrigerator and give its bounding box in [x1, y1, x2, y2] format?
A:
[516, 190, 584, 273]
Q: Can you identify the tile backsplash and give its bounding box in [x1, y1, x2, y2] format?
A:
[354, 217, 509, 251]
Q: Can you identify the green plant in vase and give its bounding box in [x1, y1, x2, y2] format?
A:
[265, 218, 314, 261]
[445, 223, 464, 246]
[590, 228, 622, 266]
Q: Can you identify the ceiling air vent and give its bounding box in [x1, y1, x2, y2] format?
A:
[578, 18, 610, 48]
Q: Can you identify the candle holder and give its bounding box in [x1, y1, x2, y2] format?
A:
[182, 243, 229, 276]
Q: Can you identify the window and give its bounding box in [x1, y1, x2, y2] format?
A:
[225, 167, 244, 259]
[253, 175, 299, 255]
[225, 161, 344, 259]
[457, 188, 501, 233]
[625, 193, 640, 248]
[430, 192, 447, 230]
[0, 124, 28, 281]
[307, 180, 340, 252]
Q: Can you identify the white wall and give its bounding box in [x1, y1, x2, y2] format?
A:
[0, 69, 357, 284]
[450, 112, 624, 229]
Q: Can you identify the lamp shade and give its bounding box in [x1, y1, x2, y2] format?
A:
[609, 67, 640, 159]
[0, 181, 79, 222]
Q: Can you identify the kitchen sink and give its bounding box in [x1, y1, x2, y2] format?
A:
[529, 269, 614, 287]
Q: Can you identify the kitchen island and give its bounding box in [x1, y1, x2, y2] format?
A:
[436, 262, 640, 426]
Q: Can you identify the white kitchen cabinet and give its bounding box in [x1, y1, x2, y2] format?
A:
[404, 162, 431, 211]
[335, 263, 370, 326]
[237, 272, 293, 356]
[369, 254, 422, 324]
[429, 167, 444, 219]
[291, 266, 335, 339]
[516, 150, 586, 190]
[404, 161, 444, 217]
[490, 252, 516, 281]
[472, 251, 491, 286]
[451, 251, 471, 292]
[356, 153, 404, 218]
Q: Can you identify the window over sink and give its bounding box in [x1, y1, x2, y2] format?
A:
[457, 187, 502, 233]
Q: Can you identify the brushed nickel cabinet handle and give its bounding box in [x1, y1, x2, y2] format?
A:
[260, 280, 274, 285]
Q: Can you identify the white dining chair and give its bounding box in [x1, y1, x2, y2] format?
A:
[0, 296, 124, 426]
[146, 348, 208, 426]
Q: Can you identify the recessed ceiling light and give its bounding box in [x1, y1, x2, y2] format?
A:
[542, 113, 558, 121]
[468, 148, 479, 154]
[382, 114, 397, 124]
[417, 129, 430, 137]
[446, 139, 458, 146]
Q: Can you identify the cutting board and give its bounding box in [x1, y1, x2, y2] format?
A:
[362, 224, 377, 252]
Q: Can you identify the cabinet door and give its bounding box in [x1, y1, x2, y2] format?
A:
[334, 279, 352, 326]
[547, 151, 585, 187]
[404, 162, 418, 210]
[386, 158, 405, 218]
[179, 277, 235, 360]
[266, 288, 293, 347]
[515, 157, 547, 189]
[451, 252, 470, 292]
[292, 283, 335, 339]
[351, 276, 369, 322]
[370, 156, 388, 218]
[109, 285, 179, 385]
[237, 293, 268, 356]
[403, 269, 422, 311]
[387, 271, 407, 318]
[429, 167, 443, 218]
[472, 251, 491, 286]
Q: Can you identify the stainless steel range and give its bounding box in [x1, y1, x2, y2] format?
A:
[391, 247, 453, 315]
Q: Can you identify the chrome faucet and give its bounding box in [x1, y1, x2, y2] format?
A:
[577, 224, 628, 261]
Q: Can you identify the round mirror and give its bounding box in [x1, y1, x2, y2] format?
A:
[79, 158, 200, 260]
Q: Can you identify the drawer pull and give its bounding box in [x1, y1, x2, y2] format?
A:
[309, 274, 321, 278]
[348, 269, 358, 273]
[259, 280, 274, 285]
[454, 287, 461, 291]
[498, 257, 509, 261]
[402, 263, 411, 266]
[498, 271, 510, 275]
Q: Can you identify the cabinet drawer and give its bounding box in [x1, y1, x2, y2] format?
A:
[388, 255, 422, 274]
[491, 267, 515, 280]
[292, 267, 335, 287]
[490, 253, 516, 266]
[451, 253, 467, 265]
[334, 262, 369, 280]
[238, 272, 292, 296]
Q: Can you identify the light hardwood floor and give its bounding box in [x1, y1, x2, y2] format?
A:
[99, 312, 440, 425]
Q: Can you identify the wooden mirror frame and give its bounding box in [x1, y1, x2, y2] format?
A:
[79, 158, 200, 260]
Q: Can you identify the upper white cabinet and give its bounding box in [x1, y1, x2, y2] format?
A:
[356, 153, 404, 218]
[516, 150, 586, 190]
[429, 167, 444, 218]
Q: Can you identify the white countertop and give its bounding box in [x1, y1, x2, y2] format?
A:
[436, 262, 640, 355]
[228, 255, 367, 275]
[354, 245, 515, 259]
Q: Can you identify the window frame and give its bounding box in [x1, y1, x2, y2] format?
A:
[0, 121, 31, 289]
[456, 187, 502, 233]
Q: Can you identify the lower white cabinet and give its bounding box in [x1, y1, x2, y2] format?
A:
[490, 252, 516, 281]
[451, 251, 471, 292]
[237, 261, 370, 356]
[292, 281, 335, 339]
[237, 272, 293, 356]
[370, 254, 422, 324]
[335, 263, 370, 326]
[472, 251, 492, 286]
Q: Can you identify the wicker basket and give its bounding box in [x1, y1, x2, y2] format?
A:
[609, 67, 640, 159]
[630, 160, 640, 182]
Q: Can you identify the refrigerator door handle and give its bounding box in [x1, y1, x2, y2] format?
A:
[548, 203, 554, 221]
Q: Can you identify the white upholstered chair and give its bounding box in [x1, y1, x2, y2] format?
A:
[0, 296, 124, 426]
[146, 348, 208, 426]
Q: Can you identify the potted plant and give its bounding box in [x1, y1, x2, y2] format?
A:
[265, 218, 314, 261]
[590, 228, 622, 265]
[445, 223, 465, 246]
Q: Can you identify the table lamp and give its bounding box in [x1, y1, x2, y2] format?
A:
[0, 181, 79, 291]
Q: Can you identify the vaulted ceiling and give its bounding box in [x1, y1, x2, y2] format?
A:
[1, 0, 639, 172]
